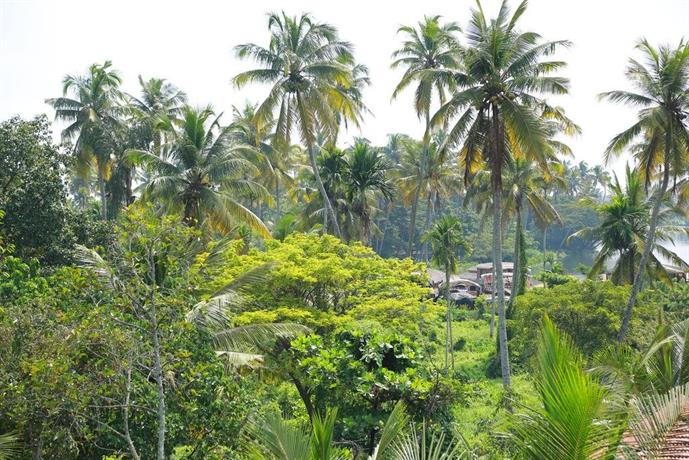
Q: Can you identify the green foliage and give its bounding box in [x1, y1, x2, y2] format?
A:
[211, 233, 441, 337]
[510, 316, 625, 459]
[0, 116, 112, 265]
[536, 270, 575, 288]
[0, 207, 260, 458]
[289, 326, 449, 449]
[509, 280, 656, 369]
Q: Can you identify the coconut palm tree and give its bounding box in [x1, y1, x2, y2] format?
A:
[423, 215, 470, 373]
[600, 39, 689, 342]
[346, 141, 394, 244]
[125, 106, 270, 237]
[567, 165, 689, 285]
[233, 12, 366, 239]
[106, 78, 188, 210]
[468, 157, 563, 305]
[430, 0, 572, 394]
[398, 136, 460, 260]
[46, 61, 123, 218]
[127, 76, 187, 152]
[391, 15, 461, 257]
[229, 103, 299, 220]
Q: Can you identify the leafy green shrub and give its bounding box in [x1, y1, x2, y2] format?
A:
[452, 307, 471, 322]
[537, 270, 576, 288]
[509, 280, 656, 370]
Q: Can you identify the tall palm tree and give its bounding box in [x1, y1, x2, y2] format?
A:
[391, 15, 461, 258]
[126, 106, 270, 237]
[128, 76, 187, 152]
[229, 103, 298, 220]
[233, 12, 365, 239]
[600, 40, 689, 342]
[46, 61, 123, 218]
[568, 165, 689, 285]
[398, 137, 460, 259]
[423, 215, 470, 373]
[107, 77, 188, 209]
[468, 157, 563, 303]
[591, 164, 612, 201]
[345, 141, 394, 244]
[431, 0, 572, 394]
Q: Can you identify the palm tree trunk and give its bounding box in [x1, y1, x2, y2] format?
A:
[629, 251, 636, 285]
[542, 224, 548, 271]
[508, 205, 522, 318]
[407, 185, 421, 258]
[493, 184, 512, 395]
[421, 193, 433, 262]
[98, 168, 108, 220]
[306, 143, 341, 238]
[444, 265, 450, 374]
[275, 181, 281, 219]
[377, 203, 390, 254]
[618, 163, 670, 342]
[491, 105, 511, 396]
[446, 262, 455, 372]
[489, 254, 497, 339]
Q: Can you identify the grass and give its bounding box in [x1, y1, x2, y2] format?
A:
[444, 309, 539, 455]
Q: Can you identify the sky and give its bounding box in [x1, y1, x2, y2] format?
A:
[2, 0, 689, 178]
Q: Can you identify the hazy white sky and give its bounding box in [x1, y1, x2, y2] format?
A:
[2, 0, 688, 176]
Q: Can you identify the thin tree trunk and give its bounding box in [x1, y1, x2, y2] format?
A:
[513, 207, 521, 295]
[445, 262, 454, 372]
[151, 313, 165, 460]
[421, 193, 433, 262]
[542, 224, 548, 271]
[30, 426, 43, 460]
[489, 264, 496, 338]
[306, 143, 340, 238]
[407, 185, 421, 258]
[123, 359, 141, 460]
[491, 105, 511, 397]
[98, 168, 107, 220]
[148, 249, 166, 460]
[630, 251, 635, 285]
[275, 181, 281, 220]
[618, 163, 670, 342]
[377, 203, 390, 254]
[493, 184, 512, 397]
[508, 201, 524, 317]
[489, 288, 495, 338]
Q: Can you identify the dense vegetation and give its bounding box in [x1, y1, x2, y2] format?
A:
[2, 1, 689, 458]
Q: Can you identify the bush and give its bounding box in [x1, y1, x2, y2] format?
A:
[508, 280, 656, 370]
[453, 337, 467, 351]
